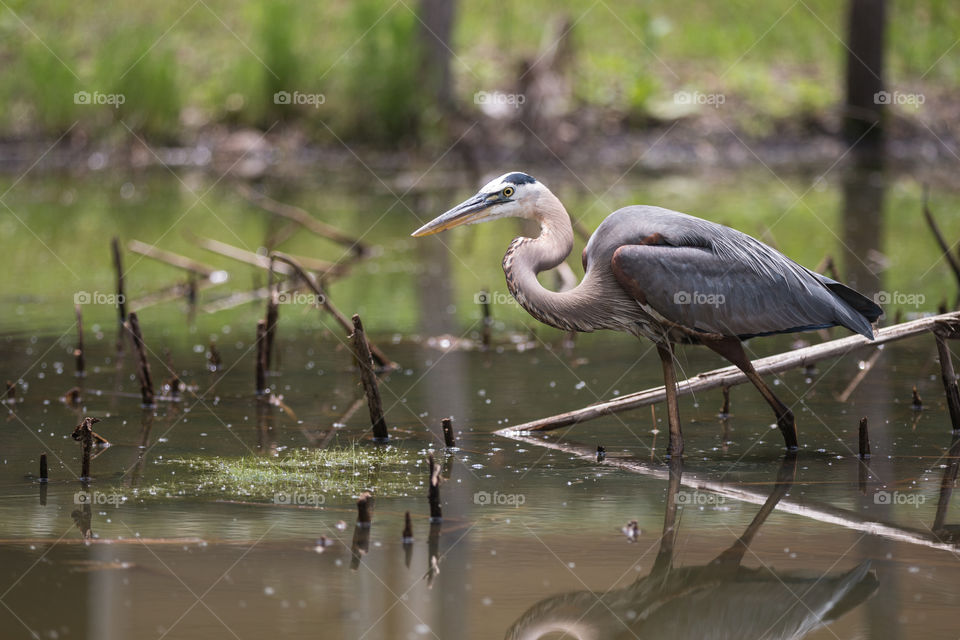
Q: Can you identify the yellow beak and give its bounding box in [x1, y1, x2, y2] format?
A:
[411, 194, 494, 237]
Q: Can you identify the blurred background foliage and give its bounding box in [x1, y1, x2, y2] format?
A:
[2, 0, 958, 145]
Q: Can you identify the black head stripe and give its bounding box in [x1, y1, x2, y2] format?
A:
[503, 172, 536, 185]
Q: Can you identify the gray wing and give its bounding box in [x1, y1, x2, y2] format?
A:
[587, 206, 881, 339]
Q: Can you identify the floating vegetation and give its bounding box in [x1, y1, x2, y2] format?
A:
[151, 445, 423, 503]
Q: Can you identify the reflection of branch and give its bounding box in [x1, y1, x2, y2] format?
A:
[498, 312, 960, 434]
[500, 431, 960, 553]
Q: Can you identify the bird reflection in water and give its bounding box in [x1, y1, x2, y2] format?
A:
[505, 457, 878, 640]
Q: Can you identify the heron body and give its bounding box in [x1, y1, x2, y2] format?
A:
[413, 172, 882, 456]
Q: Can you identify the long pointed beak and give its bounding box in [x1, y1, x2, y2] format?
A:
[411, 194, 494, 237]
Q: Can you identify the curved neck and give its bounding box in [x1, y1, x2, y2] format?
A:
[503, 190, 592, 331]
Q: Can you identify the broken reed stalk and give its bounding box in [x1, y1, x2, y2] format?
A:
[495, 312, 960, 434]
[4, 381, 15, 403]
[75, 417, 98, 480]
[835, 347, 883, 403]
[270, 252, 396, 369]
[912, 386, 923, 410]
[923, 185, 960, 294]
[402, 511, 414, 542]
[39, 454, 48, 482]
[236, 183, 368, 256]
[934, 328, 960, 431]
[255, 320, 267, 395]
[481, 290, 492, 348]
[428, 454, 442, 522]
[350, 315, 389, 440]
[356, 492, 372, 527]
[265, 263, 280, 371]
[112, 237, 126, 351]
[74, 304, 85, 377]
[125, 313, 154, 406]
[859, 417, 871, 459]
[441, 417, 456, 448]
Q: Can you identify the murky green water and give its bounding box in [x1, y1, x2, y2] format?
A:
[1, 166, 959, 638]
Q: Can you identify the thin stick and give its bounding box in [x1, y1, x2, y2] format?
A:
[356, 492, 372, 527]
[125, 313, 154, 406]
[934, 329, 960, 431]
[194, 236, 342, 276]
[402, 511, 414, 542]
[912, 385, 923, 410]
[428, 454, 442, 522]
[74, 304, 85, 377]
[236, 183, 368, 255]
[127, 239, 217, 277]
[923, 185, 960, 292]
[74, 417, 99, 480]
[350, 315, 388, 440]
[264, 290, 279, 371]
[496, 312, 960, 434]
[441, 417, 456, 448]
[719, 386, 731, 417]
[208, 342, 222, 372]
[255, 320, 267, 395]
[39, 454, 48, 482]
[112, 237, 126, 352]
[270, 252, 396, 369]
[859, 417, 871, 459]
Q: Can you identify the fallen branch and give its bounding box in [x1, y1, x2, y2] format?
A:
[496, 312, 960, 434]
[192, 236, 343, 277]
[270, 252, 396, 369]
[127, 239, 219, 277]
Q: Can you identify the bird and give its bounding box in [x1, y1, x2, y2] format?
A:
[412, 172, 882, 457]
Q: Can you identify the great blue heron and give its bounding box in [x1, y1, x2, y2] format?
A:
[412, 172, 882, 457]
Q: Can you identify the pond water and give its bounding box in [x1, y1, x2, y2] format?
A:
[1, 164, 959, 639]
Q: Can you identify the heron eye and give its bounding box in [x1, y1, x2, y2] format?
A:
[502, 186, 515, 198]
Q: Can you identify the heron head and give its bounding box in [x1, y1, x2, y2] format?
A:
[411, 172, 541, 237]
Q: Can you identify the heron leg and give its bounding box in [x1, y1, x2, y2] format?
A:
[657, 343, 684, 458]
[704, 337, 798, 451]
